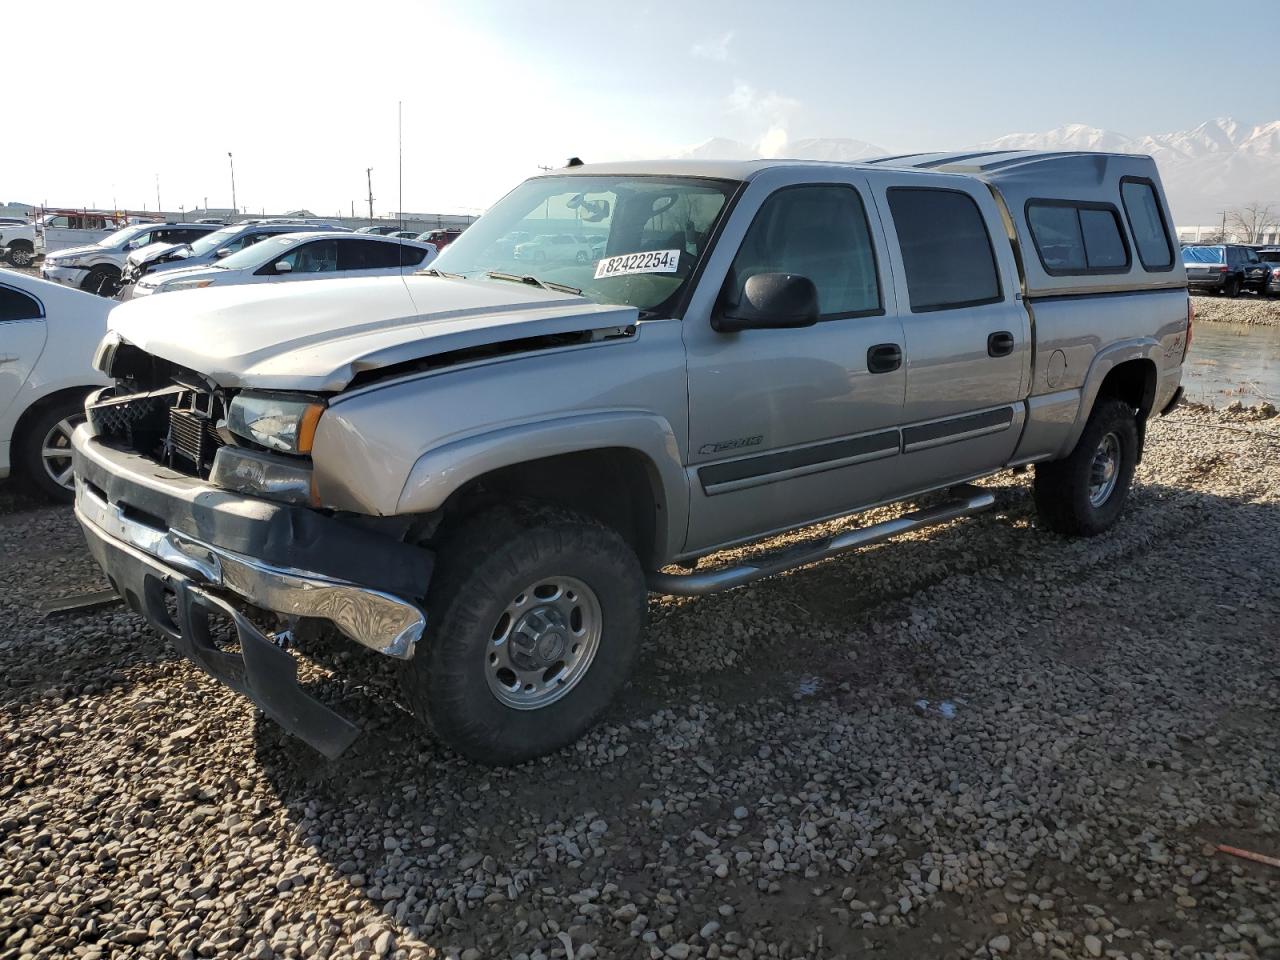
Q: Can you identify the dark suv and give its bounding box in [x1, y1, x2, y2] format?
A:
[1182, 243, 1271, 296]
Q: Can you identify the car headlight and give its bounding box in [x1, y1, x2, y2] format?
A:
[165, 278, 216, 291]
[227, 393, 325, 455]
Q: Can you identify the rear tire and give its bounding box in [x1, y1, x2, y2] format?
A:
[16, 396, 88, 503]
[1223, 276, 1242, 298]
[6, 243, 34, 268]
[1033, 399, 1139, 537]
[399, 502, 647, 765]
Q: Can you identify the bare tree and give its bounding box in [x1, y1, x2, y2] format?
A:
[1225, 201, 1277, 243]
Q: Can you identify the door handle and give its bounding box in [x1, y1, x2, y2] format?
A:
[987, 331, 1016, 357]
[867, 343, 902, 374]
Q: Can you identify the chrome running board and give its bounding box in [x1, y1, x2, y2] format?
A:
[648, 484, 996, 597]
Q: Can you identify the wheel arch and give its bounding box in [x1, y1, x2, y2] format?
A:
[395, 412, 689, 567]
[1062, 343, 1158, 460]
[11, 385, 99, 449]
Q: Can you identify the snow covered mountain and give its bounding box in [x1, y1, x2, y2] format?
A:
[677, 118, 1280, 224]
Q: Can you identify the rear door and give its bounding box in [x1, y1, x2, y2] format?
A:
[865, 173, 1030, 488]
[0, 283, 48, 428]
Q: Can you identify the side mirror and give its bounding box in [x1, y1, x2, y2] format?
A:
[714, 273, 820, 333]
[273, 260, 293, 274]
[214, 247, 231, 258]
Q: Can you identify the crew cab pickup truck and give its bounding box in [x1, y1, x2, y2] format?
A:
[71, 152, 1189, 764]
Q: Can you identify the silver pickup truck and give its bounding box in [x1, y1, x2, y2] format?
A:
[72, 152, 1189, 764]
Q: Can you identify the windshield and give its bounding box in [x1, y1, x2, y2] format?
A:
[188, 226, 243, 257]
[431, 175, 736, 314]
[1182, 245, 1225, 264]
[98, 224, 149, 248]
[214, 235, 299, 270]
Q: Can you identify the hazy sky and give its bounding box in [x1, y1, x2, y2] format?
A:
[4, 0, 1277, 217]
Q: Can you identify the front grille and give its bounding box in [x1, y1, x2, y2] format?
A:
[167, 407, 223, 473]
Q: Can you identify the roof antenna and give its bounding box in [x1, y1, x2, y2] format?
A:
[565, 157, 584, 168]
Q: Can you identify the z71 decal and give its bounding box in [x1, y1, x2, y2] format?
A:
[699, 435, 764, 456]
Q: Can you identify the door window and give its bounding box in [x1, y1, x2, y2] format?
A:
[724, 184, 881, 320]
[337, 238, 402, 270]
[275, 240, 338, 273]
[0, 284, 43, 322]
[889, 188, 1003, 311]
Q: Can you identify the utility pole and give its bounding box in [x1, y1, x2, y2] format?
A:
[227, 152, 238, 216]
[366, 168, 375, 226]
[1219, 210, 1227, 242]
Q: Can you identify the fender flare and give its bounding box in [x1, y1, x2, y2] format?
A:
[1060, 338, 1159, 456]
[395, 410, 689, 562]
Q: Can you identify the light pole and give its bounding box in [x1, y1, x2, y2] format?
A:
[228, 152, 238, 217]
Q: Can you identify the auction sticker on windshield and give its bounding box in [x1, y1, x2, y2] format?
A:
[594, 249, 681, 279]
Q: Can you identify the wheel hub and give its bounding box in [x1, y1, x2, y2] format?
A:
[485, 576, 602, 710]
[1088, 431, 1121, 507]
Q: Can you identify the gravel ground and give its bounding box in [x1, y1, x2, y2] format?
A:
[1191, 294, 1280, 327]
[3, 412, 1279, 960]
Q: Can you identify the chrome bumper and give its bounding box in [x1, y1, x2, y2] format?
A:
[76, 478, 425, 658]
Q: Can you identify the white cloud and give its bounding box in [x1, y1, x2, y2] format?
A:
[691, 31, 734, 62]
[725, 81, 800, 157]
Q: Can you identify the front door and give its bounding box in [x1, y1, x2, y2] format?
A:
[865, 174, 1030, 487]
[0, 283, 48, 434]
[682, 169, 907, 554]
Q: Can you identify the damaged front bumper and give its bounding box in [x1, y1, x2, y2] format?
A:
[72, 425, 433, 757]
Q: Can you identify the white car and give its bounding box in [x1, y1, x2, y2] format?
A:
[0, 270, 111, 501]
[128, 232, 438, 298]
[41, 223, 219, 296]
[513, 233, 596, 264]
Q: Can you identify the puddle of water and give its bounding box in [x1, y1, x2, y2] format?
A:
[1183, 321, 1280, 407]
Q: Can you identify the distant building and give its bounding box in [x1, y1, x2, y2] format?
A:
[1177, 225, 1280, 244]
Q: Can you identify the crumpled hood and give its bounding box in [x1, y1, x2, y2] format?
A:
[128, 241, 189, 268]
[107, 274, 638, 392]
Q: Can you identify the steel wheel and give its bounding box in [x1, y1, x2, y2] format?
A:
[485, 575, 602, 710]
[1088, 431, 1121, 507]
[41, 414, 83, 492]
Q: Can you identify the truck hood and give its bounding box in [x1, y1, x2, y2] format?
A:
[46, 242, 109, 261]
[107, 274, 638, 392]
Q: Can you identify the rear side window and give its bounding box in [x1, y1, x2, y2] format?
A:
[888, 187, 1002, 311]
[1026, 201, 1130, 276]
[399, 244, 428, 267]
[1120, 179, 1173, 271]
[0, 284, 43, 322]
[726, 184, 881, 319]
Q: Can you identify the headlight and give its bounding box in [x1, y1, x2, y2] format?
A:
[165, 278, 216, 291]
[227, 393, 325, 455]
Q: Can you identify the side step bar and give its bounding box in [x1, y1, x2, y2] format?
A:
[648, 484, 996, 597]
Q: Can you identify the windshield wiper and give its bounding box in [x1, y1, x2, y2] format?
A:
[418, 267, 466, 279]
[485, 271, 581, 296]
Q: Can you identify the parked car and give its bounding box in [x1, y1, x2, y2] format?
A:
[1255, 247, 1280, 296]
[355, 226, 401, 236]
[125, 232, 437, 297]
[1182, 243, 1269, 296]
[74, 152, 1186, 764]
[388, 231, 421, 240]
[416, 227, 464, 250]
[513, 232, 595, 263]
[40, 223, 220, 297]
[0, 271, 110, 501]
[118, 221, 350, 290]
[1, 220, 39, 266]
[0, 217, 29, 227]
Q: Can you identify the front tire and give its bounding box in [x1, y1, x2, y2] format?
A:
[399, 503, 647, 765]
[17, 397, 88, 503]
[1032, 399, 1139, 537]
[81, 265, 120, 297]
